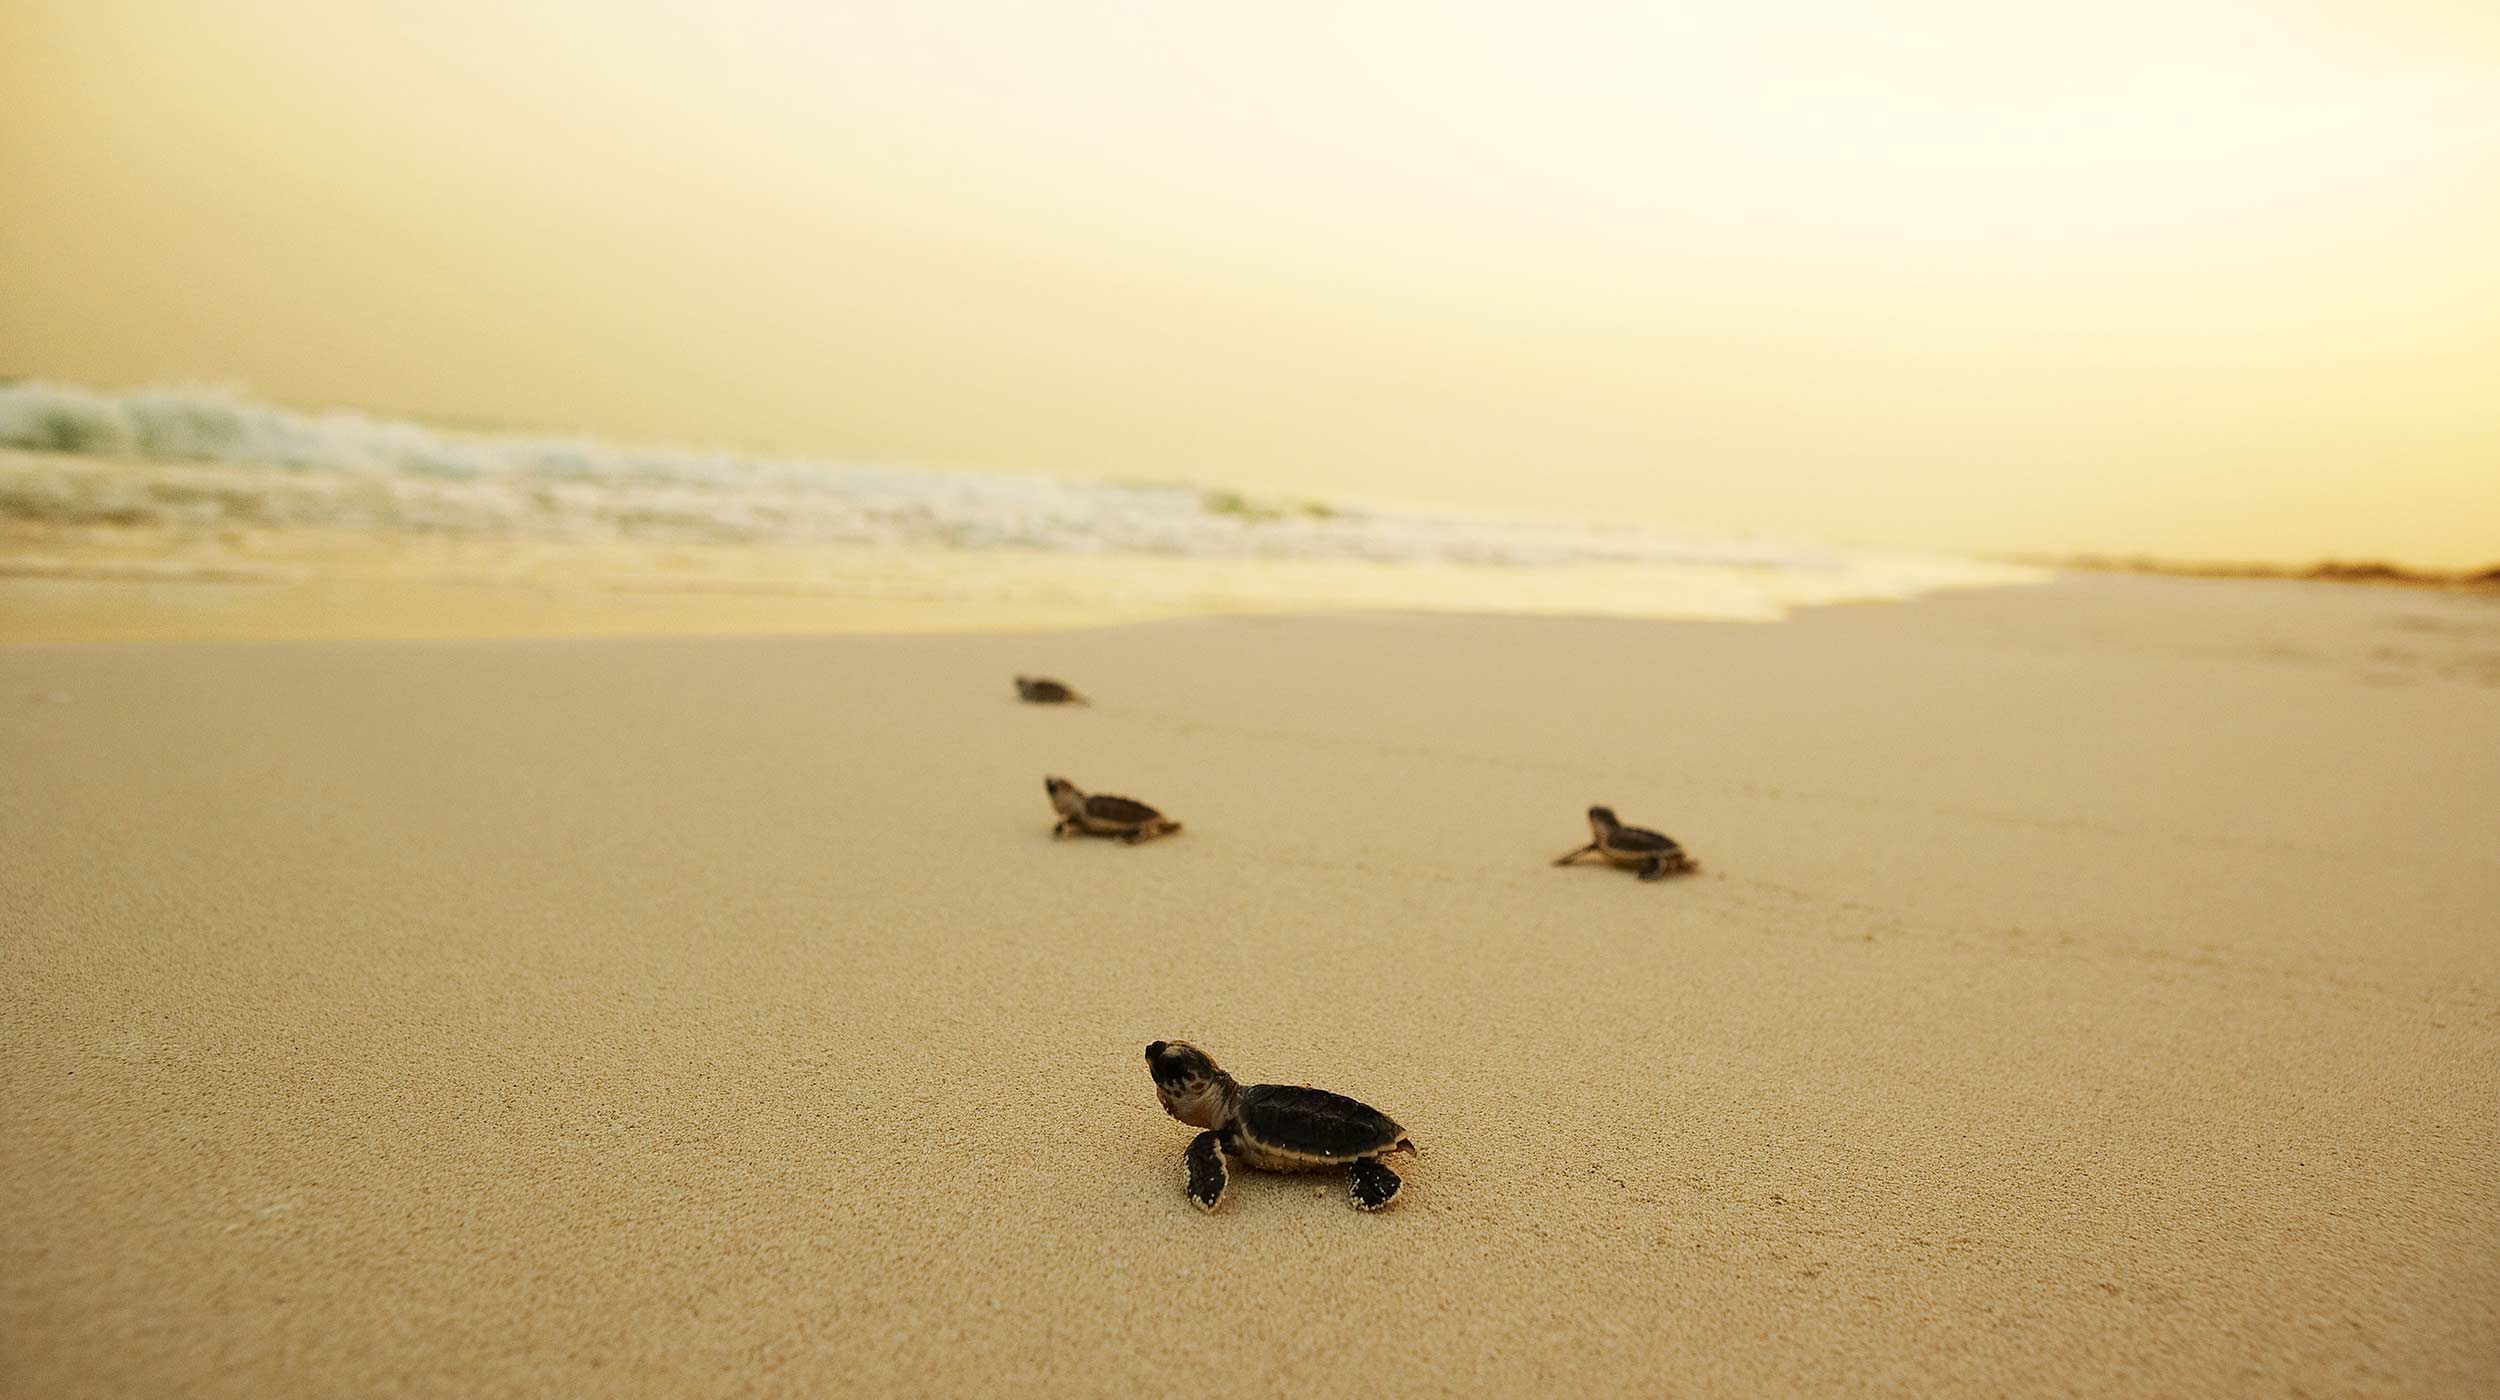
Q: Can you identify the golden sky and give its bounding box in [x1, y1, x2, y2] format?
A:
[4, 0, 2496, 565]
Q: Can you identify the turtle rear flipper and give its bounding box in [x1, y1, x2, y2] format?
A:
[1122, 818, 1182, 845]
[1349, 1160, 1401, 1211]
[1185, 1131, 1229, 1211]
[1639, 850, 1695, 881]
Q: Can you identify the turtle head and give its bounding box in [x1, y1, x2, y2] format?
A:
[1046, 776, 1083, 815]
[1587, 805, 1620, 834]
[1145, 1040, 1236, 1130]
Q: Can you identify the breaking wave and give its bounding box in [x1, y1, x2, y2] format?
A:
[0, 381, 2041, 619]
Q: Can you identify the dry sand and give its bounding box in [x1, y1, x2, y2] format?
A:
[3, 573, 2496, 1397]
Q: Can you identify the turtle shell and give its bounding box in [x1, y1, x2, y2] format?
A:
[1019, 678, 1078, 702]
[1237, 1083, 1405, 1161]
[1083, 794, 1163, 824]
[1608, 824, 1681, 854]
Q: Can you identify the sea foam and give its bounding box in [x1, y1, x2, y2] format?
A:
[0, 381, 2039, 617]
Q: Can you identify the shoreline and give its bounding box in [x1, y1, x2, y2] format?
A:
[2048, 554, 2500, 592]
[9, 550, 2492, 651]
[0, 521, 2043, 645]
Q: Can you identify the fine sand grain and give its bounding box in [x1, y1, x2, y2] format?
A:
[3, 574, 2496, 1397]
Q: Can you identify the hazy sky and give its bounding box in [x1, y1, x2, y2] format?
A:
[5, 0, 2496, 565]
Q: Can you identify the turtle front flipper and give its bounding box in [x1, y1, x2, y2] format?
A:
[1184, 1131, 1229, 1211]
[1553, 842, 1598, 866]
[1348, 1159, 1401, 1211]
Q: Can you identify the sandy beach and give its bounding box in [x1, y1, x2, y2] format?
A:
[3, 573, 2496, 1397]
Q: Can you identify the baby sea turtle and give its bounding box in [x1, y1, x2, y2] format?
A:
[1047, 776, 1181, 843]
[1553, 804, 1697, 881]
[1144, 1040, 1416, 1212]
[1015, 675, 1088, 705]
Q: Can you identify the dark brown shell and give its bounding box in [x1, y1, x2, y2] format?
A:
[1083, 794, 1162, 824]
[1237, 1084, 1405, 1161]
[1608, 824, 1682, 855]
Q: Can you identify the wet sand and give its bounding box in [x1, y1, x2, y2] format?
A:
[3, 573, 2496, 1397]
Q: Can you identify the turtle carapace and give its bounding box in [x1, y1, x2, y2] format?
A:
[1016, 676, 1087, 705]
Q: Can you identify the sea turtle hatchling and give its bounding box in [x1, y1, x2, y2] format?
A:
[1553, 804, 1697, 881]
[1144, 1040, 1417, 1212]
[1015, 675, 1088, 705]
[1047, 776, 1181, 843]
